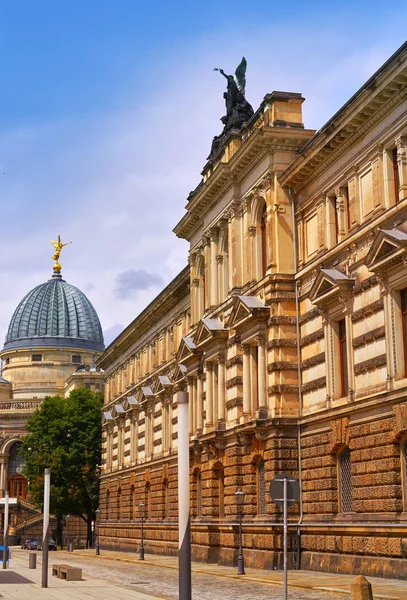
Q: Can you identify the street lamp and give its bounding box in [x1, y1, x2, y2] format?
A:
[235, 488, 245, 575]
[139, 502, 146, 560]
[95, 508, 100, 555]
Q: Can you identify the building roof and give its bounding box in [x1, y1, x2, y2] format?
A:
[3, 270, 104, 352]
[0, 377, 10, 384]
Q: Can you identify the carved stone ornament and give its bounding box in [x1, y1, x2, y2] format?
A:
[393, 403, 407, 441]
[329, 417, 350, 453]
[202, 440, 217, 458]
[236, 431, 252, 448]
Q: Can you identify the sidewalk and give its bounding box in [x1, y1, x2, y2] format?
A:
[71, 549, 407, 600]
[0, 550, 164, 600]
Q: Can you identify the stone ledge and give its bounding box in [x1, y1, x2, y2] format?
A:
[301, 550, 407, 579]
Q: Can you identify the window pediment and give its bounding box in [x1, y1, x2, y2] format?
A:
[194, 318, 227, 347]
[364, 228, 407, 274]
[227, 295, 268, 329]
[309, 268, 354, 308]
[176, 336, 197, 363]
[172, 362, 187, 383]
[152, 375, 173, 395]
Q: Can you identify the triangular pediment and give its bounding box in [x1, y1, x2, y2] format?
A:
[172, 362, 187, 383]
[152, 374, 173, 395]
[227, 295, 268, 328]
[365, 229, 407, 273]
[309, 268, 354, 307]
[194, 318, 227, 347]
[176, 336, 197, 363]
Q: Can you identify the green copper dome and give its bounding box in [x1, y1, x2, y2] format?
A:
[3, 272, 104, 352]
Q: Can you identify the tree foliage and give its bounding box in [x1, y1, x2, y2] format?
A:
[20, 388, 103, 542]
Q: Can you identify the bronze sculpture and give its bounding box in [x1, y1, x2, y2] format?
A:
[208, 57, 254, 160]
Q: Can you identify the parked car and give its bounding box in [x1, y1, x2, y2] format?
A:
[25, 539, 41, 550]
[21, 538, 31, 549]
[37, 538, 57, 551]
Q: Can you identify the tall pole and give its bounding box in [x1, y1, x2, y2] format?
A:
[177, 390, 191, 600]
[2, 491, 9, 569]
[237, 510, 245, 575]
[139, 515, 144, 560]
[41, 468, 51, 588]
[283, 476, 288, 600]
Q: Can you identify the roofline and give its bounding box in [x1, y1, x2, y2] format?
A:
[279, 39, 407, 184]
[97, 266, 190, 368]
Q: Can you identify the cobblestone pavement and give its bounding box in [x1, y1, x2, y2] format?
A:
[15, 549, 347, 600]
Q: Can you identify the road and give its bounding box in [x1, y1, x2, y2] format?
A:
[14, 548, 347, 600]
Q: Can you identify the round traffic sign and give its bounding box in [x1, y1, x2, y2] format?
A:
[269, 474, 300, 507]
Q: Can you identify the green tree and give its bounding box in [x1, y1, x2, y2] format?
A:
[20, 388, 103, 546]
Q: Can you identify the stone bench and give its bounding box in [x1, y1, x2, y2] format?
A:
[52, 563, 82, 581]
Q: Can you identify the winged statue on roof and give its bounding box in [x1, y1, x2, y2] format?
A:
[208, 57, 254, 160]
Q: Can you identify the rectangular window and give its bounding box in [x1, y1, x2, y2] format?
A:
[393, 148, 400, 203]
[72, 355, 81, 363]
[338, 319, 348, 397]
[401, 289, 407, 376]
[32, 354, 42, 362]
[339, 447, 353, 513]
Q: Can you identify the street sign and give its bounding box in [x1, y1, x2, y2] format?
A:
[269, 474, 300, 600]
[269, 474, 300, 508]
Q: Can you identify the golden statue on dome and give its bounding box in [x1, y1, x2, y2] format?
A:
[50, 235, 71, 271]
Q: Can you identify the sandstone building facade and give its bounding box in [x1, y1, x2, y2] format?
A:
[98, 42, 407, 577]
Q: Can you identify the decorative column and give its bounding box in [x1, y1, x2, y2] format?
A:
[242, 345, 251, 416]
[335, 187, 348, 241]
[205, 362, 214, 428]
[217, 355, 226, 425]
[187, 377, 194, 436]
[197, 374, 203, 434]
[257, 335, 267, 414]
[130, 411, 139, 464]
[250, 346, 258, 413]
[210, 228, 219, 307]
[396, 136, 407, 201]
[227, 209, 236, 291]
[203, 236, 211, 310]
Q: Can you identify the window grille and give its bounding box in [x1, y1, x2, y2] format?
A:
[72, 355, 81, 363]
[32, 354, 42, 362]
[257, 459, 266, 514]
[197, 472, 202, 517]
[404, 444, 407, 492]
[340, 447, 353, 513]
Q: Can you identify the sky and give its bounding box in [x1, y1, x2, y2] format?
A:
[0, 1, 406, 349]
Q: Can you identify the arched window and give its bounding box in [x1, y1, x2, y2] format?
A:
[116, 487, 122, 521]
[257, 459, 266, 515]
[260, 203, 267, 277]
[196, 254, 206, 321]
[8, 443, 26, 499]
[402, 440, 407, 511]
[193, 470, 202, 518]
[163, 480, 169, 519]
[339, 447, 353, 513]
[9, 443, 24, 475]
[218, 229, 229, 301]
[214, 464, 225, 518]
[129, 485, 135, 521]
[146, 484, 151, 519]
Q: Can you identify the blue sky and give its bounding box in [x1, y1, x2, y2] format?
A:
[0, 1, 406, 348]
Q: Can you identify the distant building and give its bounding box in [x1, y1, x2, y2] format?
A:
[99, 42, 407, 578]
[0, 256, 104, 540]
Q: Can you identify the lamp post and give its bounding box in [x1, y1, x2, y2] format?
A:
[95, 509, 100, 555]
[139, 502, 146, 560]
[235, 488, 245, 575]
